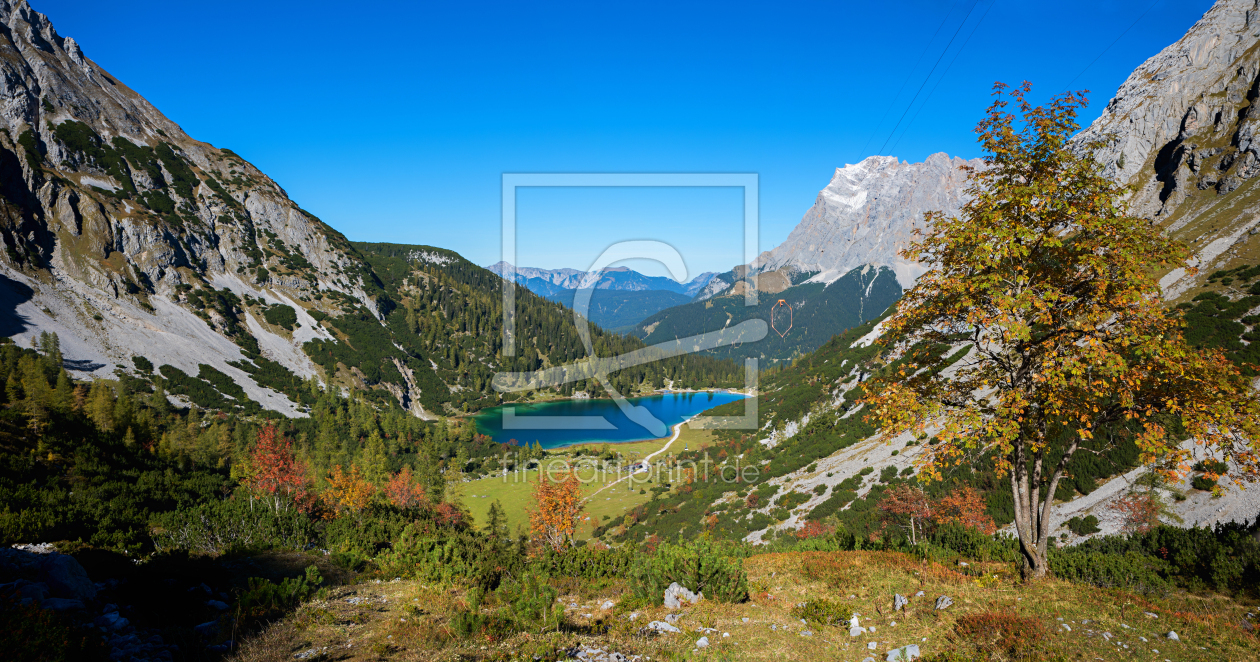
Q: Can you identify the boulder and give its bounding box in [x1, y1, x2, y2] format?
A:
[934, 595, 953, 610]
[1, 579, 49, 604]
[1167, 631, 1180, 641]
[695, 636, 709, 648]
[41, 597, 84, 610]
[93, 612, 130, 630]
[886, 644, 921, 661]
[41, 554, 97, 601]
[663, 582, 700, 609]
[893, 594, 908, 611]
[647, 620, 681, 634]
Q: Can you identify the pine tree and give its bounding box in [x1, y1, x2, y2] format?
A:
[360, 430, 388, 486]
[53, 370, 74, 413]
[486, 499, 507, 538]
[86, 381, 115, 432]
[149, 380, 170, 418]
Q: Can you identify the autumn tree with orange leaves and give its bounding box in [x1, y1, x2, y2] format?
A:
[863, 83, 1260, 579]
[528, 470, 583, 553]
[242, 426, 312, 513]
[879, 485, 932, 545]
[325, 465, 375, 516]
[932, 486, 996, 535]
[384, 466, 428, 510]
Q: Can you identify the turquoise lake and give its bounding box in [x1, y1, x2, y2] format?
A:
[473, 391, 747, 448]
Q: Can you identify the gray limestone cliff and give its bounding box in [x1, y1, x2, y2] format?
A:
[0, 1, 396, 416]
[1075, 0, 1260, 297]
[749, 153, 981, 290]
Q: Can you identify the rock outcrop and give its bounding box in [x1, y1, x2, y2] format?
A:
[0, 1, 414, 414]
[1074, 0, 1260, 297]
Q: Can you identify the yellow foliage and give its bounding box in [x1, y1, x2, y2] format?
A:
[325, 465, 375, 516]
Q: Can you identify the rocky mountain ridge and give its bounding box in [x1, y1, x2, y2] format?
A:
[746, 153, 981, 291]
[487, 262, 716, 298]
[1075, 0, 1260, 298]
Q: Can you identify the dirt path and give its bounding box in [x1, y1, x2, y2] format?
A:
[583, 415, 693, 501]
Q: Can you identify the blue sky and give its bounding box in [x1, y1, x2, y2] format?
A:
[40, 0, 1213, 278]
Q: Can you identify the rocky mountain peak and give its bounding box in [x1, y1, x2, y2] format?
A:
[751, 152, 981, 289]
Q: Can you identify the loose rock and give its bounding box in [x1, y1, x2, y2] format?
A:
[886, 644, 921, 661]
[647, 621, 680, 634]
[663, 582, 700, 609]
[934, 595, 953, 610]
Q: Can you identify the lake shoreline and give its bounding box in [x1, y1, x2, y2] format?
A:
[474, 390, 749, 449]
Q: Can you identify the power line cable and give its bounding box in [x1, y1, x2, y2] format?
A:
[1064, 0, 1163, 91]
[889, 0, 998, 155]
[858, 0, 963, 159]
[876, 0, 982, 156]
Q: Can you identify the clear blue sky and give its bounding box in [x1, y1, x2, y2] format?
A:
[39, 0, 1213, 278]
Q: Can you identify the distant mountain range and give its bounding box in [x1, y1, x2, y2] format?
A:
[486, 262, 716, 297]
[486, 263, 717, 330]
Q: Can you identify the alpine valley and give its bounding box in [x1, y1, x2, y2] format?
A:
[3, 2, 1260, 662]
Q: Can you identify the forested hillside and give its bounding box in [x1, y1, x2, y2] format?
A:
[631, 265, 902, 364]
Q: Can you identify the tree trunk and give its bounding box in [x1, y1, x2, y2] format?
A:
[1012, 448, 1050, 580]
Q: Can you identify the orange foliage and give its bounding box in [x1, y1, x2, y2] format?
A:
[932, 486, 997, 535]
[324, 465, 375, 515]
[879, 484, 932, 544]
[796, 520, 834, 539]
[242, 426, 312, 513]
[384, 466, 428, 510]
[528, 470, 583, 553]
[1112, 492, 1161, 535]
[435, 502, 466, 527]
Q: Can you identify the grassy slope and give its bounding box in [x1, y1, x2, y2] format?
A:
[461, 426, 719, 539]
[229, 549, 1260, 661]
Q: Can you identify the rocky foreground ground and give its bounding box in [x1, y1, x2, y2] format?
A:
[227, 551, 1258, 662]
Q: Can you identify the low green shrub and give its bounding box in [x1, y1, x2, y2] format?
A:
[150, 498, 317, 555]
[238, 565, 324, 624]
[930, 523, 1017, 562]
[1063, 523, 1260, 594]
[495, 573, 560, 633]
[1049, 550, 1170, 594]
[791, 598, 849, 626]
[778, 491, 810, 509]
[263, 304, 298, 331]
[1066, 515, 1100, 536]
[1193, 459, 1228, 474]
[530, 544, 632, 579]
[374, 524, 522, 590]
[628, 538, 748, 605]
[1191, 475, 1218, 491]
